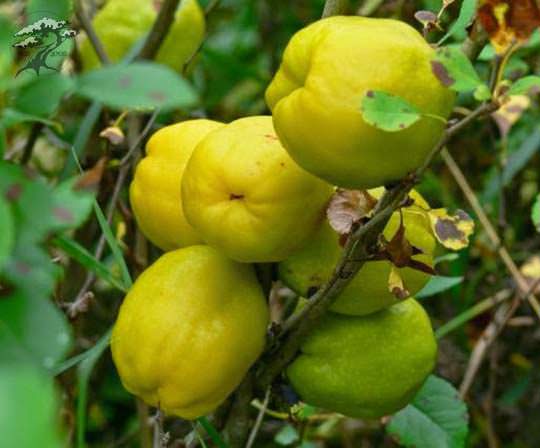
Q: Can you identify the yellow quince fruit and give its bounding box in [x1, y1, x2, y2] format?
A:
[181, 116, 334, 263]
[80, 0, 205, 72]
[266, 16, 455, 189]
[288, 299, 436, 419]
[130, 119, 224, 251]
[111, 245, 269, 420]
[279, 188, 435, 315]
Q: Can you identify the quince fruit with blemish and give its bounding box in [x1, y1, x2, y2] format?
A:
[111, 245, 269, 420]
[266, 16, 455, 189]
[130, 119, 224, 251]
[80, 0, 204, 72]
[279, 188, 435, 316]
[287, 299, 436, 419]
[181, 116, 334, 263]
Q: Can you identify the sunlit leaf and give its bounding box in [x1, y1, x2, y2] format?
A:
[388, 266, 410, 299]
[532, 195, 540, 232]
[491, 95, 530, 137]
[439, 0, 477, 44]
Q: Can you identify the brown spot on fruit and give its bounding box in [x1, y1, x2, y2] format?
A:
[229, 193, 244, 201]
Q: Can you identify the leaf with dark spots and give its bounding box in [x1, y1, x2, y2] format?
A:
[148, 91, 166, 103]
[118, 75, 132, 88]
[360, 90, 422, 132]
[14, 261, 31, 275]
[428, 208, 475, 250]
[5, 184, 22, 202]
[431, 60, 455, 87]
[432, 47, 488, 98]
[415, 10, 438, 25]
[52, 207, 74, 223]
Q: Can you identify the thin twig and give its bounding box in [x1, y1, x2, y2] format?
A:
[245, 388, 270, 448]
[182, 0, 222, 74]
[441, 149, 540, 320]
[20, 122, 43, 164]
[322, 0, 348, 17]
[68, 114, 156, 317]
[75, 0, 110, 65]
[459, 297, 520, 397]
[137, 0, 180, 61]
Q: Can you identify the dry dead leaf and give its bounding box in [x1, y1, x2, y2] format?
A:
[385, 215, 413, 268]
[75, 158, 107, 192]
[327, 189, 378, 235]
[520, 255, 540, 294]
[99, 126, 125, 146]
[492, 95, 531, 137]
[388, 266, 410, 299]
[428, 208, 475, 250]
[478, 0, 540, 54]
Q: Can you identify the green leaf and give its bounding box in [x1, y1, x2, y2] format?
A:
[0, 108, 61, 131]
[75, 62, 198, 111]
[53, 235, 127, 292]
[274, 424, 300, 446]
[532, 194, 540, 232]
[502, 129, 540, 184]
[93, 202, 132, 289]
[0, 291, 72, 369]
[387, 375, 468, 448]
[26, 0, 72, 21]
[0, 363, 62, 448]
[416, 275, 464, 299]
[0, 14, 16, 80]
[360, 91, 422, 132]
[432, 47, 489, 98]
[507, 75, 540, 96]
[51, 177, 95, 230]
[14, 73, 74, 117]
[438, 0, 477, 45]
[197, 417, 229, 448]
[0, 196, 14, 270]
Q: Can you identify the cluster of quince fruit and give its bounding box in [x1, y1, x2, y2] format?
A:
[110, 12, 455, 423]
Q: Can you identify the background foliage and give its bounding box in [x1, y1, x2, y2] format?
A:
[1, 0, 540, 447]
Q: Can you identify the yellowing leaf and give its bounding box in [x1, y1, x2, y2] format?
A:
[492, 95, 531, 137]
[327, 189, 378, 235]
[388, 266, 409, 299]
[428, 209, 475, 250]
[478, 0, 540, 54]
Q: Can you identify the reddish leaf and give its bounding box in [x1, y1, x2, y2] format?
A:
[478, 0, 540, 53]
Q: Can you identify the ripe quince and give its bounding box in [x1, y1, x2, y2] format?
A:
[279, 188, 435, 315]
[181, 116, 334, 263]
[111, 245, 269, 419]
[287, 299, 436, 419]
[80, 0, 204, 71]
[266, 16, 455, 189]
[130, 119, 224, 251]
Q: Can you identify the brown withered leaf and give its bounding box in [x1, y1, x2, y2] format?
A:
[385, 215, 413, 268]
[327, 189, 378, 235]
[478, 0, 540, 54]
[428, 208, 475, 250]
[388, 266, 410, 300]
[492, 94, 531, 137]
[99, 126, 125, 146]
[74, 158, 107, 192]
